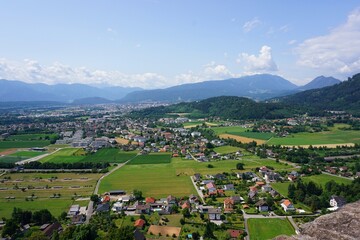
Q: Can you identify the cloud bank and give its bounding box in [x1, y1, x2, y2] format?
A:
[239, 45, 278, 74]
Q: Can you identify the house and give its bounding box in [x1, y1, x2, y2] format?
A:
[112, 202, 123, 212]
[206, 182, 216, 189]
[193, 173, 201, 182]
[264, 172, 281, 182]
[71, 215, 86, 225]
[189, 194, 199, 204]
[41, 222, 62, 239]
[214, 173, 227, 180]
[330, 195, 347, 208]
[145, 197, 156, 204]
[223, 198, 234, 212]
[270, 190, 279, 198]
[96, 203, 110, 213]
[134, 219, 146, 228]
[248, 190, 257, 199]
[261, 184, 272, 192]
[182, 201, 191, 209]
[281, 199, 295, 212]
[208, 208, 222, 220]
[68, 205, 80, 216]
[255, 199, 269, 212]
[227, 229, 243, 239]
[102, 195, 111, 203]
[223, 184, 235, 191]
[136, 204, 151, 214]
[134, 228, 146, 240]
[230, 195, 243, 204]
[166, 195, 177, 205]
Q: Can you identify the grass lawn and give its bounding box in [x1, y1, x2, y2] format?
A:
[0, 140, 50, 148]
[7, 133, 58, 141]
[0, 172, 101, 219]
[302, 174, 352, 187]
[81, 148, 137, 163]
[234, 131, 274, 140]
[9, 151, 47, 158]
[248, 218, 295, 240]
[212, 126, 248, 135]
[267, 125, 360, 146]
[128, 153, 171, 165]
[271, 182, 292, 197]
[40, 148, 85, 163]
[213, 145, 240, 154]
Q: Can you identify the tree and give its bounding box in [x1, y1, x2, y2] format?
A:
[2, 219, 18, 237]
[203, 222, 215, 239]
[72, 224, 98, 240]
[52, 230, 60, 240]
[32, 209, 53, 225]
[288, 184, 296, 199]
[236, 162, 245, 170]
[192, 232, 200, 240]
[90, 194, 100, 203]
[133, 189, 143, 200]
[28, 231, 48, 240]
[182, 207, 191, 218]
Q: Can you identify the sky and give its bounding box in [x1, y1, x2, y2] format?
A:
[0, 0, 360, 89]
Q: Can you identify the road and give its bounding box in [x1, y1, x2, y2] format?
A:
[16, 148, 63, 165]
[85, 154, 138, 223]
[189, 176, 205, 204]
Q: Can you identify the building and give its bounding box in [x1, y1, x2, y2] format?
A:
[255, 199, 269, 212]
[208, 208, 222, 220]
[330, 195, 347, 208]
[281, 199, 295, 212]
[134, 219, 146, 229]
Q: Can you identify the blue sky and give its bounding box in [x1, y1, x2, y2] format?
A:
[0, 0, 360, 88]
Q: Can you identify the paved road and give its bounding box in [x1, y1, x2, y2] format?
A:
[85, 154, 138, 223]
[16, 148, 63, 165]
[189, 176, 205, 204]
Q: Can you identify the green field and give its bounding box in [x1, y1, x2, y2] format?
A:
[0, 172, 101, 219]
[128, 153, 171, 165]
[271, 182, 292, 197]
[267, 125, 360, 145]
[0, 151, 47, 163]
[302, 173, 352, 187]
[248, 218, 295, 240]
[212, 126, 248, 135]
[7, 133, 58, 141]
[81, 148, 137, 163]
[40, 148, 85, 163]
[99, 157, 292, 198]
[0, 140, 50, 148]
[234, 131, 274, 140]
[213, 145, 240, 154]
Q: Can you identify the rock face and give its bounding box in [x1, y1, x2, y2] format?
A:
[275, 200, 360, 240]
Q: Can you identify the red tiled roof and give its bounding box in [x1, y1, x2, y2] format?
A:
[134, 219, 146, 228]
[145, 197, 156, 203]
[227, 229, 243, 238]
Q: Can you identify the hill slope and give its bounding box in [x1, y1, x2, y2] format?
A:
[121, 74, 298, 102]
[280, 73, 360, 113]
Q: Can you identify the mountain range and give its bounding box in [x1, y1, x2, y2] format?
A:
[0, 74, 340, 103]
[0, 79, 142, 102]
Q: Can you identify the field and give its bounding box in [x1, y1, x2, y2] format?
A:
[234, 131, 274, 140]
[302, 173, 352, 187]
[0, 151, 47, 163]
[219, 134, 266, 144]
[267, 125, 360, 146]
[271, 182, 292, 197]
[128, 153, 171, 165]
[40, 148, 85, 163]
[0, 172, 101, 219]
[99, 157, 292, 198]
[212, 126, 248, 135]
[81, 149, 137, 163]
[7, 133, 58, 141]
[0, 140, 51, 148]
[247, 218, 295, 240]
[213, 145, 240, 154]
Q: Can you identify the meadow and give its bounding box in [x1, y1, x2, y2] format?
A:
[99, 157, 293, 198]
[267, 125, 360, 146]
[213, 145, 240, 154]
[212, 126, 248, 135]
[0, 140, 51, 148]
[81, 148, 137, 163]
[40, 148, 85, 163]
[247, 218, 295, 240]
[234, 131, 274, 140]
[0, 151, 47, 163]
[0, 172, 101, 219]
[127, 153, 171, 165]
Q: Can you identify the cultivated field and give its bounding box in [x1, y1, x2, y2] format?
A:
[234, 131, 274, 140]
[248, 218, 295, 240]
[219, 133, 266, 144]
[0, 140, 50, 148]
[0, 172, 101, 219]
[0, 150, 47, 163]
[81, 149, 137, 163]
[212, 126, 248, 135]
[40, 148, 85, 163]
[147, 225, 181, 237]
[99, 157, 292, 198]
[267, 125, 360, 146]
[127, 153, 171, 165]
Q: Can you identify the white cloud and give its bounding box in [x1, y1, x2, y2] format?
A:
[288, 39, 297, 45]
[297, 8, 360, 75]
[238, 45, 278, 73]
[0, 58, 240, 89]
[243, 17, 261, 33]
[279, 24, 290, 33]
[106, 27, 117, 34]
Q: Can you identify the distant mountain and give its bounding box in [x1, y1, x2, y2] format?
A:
[279, 73, 360, 113]
[71, 97, 113, 105]
[121, 74, 298, 103]
[0, 79, 142, 102]
[298, 76, 341, 91]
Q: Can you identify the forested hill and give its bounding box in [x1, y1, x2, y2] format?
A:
[129, 96, 301, 120]
[279, 73, 360, 113]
